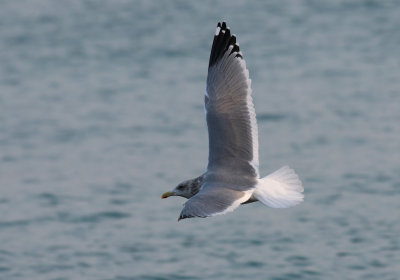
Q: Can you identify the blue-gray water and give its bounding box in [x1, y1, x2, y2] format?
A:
[1, 1, 399, 279]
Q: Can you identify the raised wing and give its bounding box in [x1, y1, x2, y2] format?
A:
[205, 22, 259, 181]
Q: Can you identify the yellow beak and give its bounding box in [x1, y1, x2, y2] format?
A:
[161, 191, 174, 199]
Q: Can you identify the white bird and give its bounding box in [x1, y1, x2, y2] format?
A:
[162, 21, 304, 220]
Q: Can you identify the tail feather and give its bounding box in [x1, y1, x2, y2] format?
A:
[254, 166, 304, 208]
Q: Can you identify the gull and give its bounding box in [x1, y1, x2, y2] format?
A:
[162, 21, 304, 220]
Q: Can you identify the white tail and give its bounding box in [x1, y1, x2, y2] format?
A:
[254, 166, 304, 208]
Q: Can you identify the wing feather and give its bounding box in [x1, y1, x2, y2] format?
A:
[179, 184, 252, 220]
[206, 22, 259, 179]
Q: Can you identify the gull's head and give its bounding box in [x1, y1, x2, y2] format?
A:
[162, 180, 192, 199]
[162, 175, 205, 200]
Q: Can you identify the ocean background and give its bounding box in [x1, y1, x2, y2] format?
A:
[1, 0, 399, 279]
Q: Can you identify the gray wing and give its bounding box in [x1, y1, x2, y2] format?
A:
[179, 183, 252, 220]
[179, 22, 259, 220]
[205, 22, 259, 180]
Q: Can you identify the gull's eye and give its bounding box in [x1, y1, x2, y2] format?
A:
[177, 185, 184, 191]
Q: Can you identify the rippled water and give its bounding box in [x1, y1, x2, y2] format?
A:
[1, 1, 400, 279]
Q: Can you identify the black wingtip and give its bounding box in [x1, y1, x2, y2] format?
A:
[229, 44, 240, 55]
[208, 21, 243, 68]
[178, 215, 189, 221]
[178, 214, 208, 221]
[228, 35, 236, 46]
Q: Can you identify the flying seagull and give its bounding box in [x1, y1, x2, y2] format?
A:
[162, 21, 304, 220]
